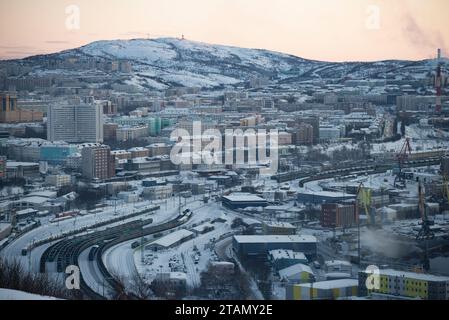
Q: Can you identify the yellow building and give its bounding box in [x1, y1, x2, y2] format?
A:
[359, 269, 449, 300]
[286, 279, 358, 300]
[279, 263, 314, 284]
[0, 93, 43, 123]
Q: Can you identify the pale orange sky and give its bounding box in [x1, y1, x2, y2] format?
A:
[0, 0, 448, 62]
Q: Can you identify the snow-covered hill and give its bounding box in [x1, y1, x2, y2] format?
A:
[16, 37, 446, 90]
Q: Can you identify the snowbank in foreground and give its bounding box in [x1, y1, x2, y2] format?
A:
[0, 288, 60, 300]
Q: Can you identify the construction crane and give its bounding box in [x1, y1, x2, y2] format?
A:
[357, 182, 372, 224]
[443, 175, 449, 214]
[415, 182, 435, 271]
[393, 138, 412, 189]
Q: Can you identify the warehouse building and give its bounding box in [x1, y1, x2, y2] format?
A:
[13, 196, 50, 211]
[0, 223, 12, 241]
[233, 235, 317, 259]
[297, 190, 355, 205]
[359, 269, 449, 300]
[142, 184, 173, 200]
[6, 161, 40, 179]
[15, 208, 38, 221]
[262, 221, 296, 235]
[222, 193, 268, 209]
[286, 279, 359, 300]
[208, 261, 235, 276]
[268, 249, 308, 271]
[324, 260, 352, 274]
[191, 223, 215, 235]
[145, 229, 194, 251]
[278, 263, 314, 284]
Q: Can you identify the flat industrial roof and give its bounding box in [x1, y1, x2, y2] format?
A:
[298, 279, 358, 289]
[28, 190, 57, 198]
[234, 235, 317, 244]
[6, 162, 39, 167]
[361, 269, 449, 282]
[298, 190, 355, 198]
[192, 223, 214, 232]
[264, 221, 295, 228]
[223, 193, 266, 202]
[269, 249, 307, 261]
[0, 223, 12, 232]
[16, 208, 38, 215]
[279, 263, 314, 278]
[15, 196, 49, 205]
[148, 229, 193, 248]
[325, 260, 352, 267]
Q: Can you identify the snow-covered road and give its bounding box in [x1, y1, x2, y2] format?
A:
[134, 201, 235, 289]
[79, 246, 114, 298]
[1, 201, 157, 267]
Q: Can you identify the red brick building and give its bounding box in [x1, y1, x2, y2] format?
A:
[321, 203, 358, 228]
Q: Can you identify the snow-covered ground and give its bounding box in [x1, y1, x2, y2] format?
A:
[0, 288, 60, 300]
[134, 201, 234, 289]
[24, 37, 439, 90]
[1, 200, 173, 271]
[78, 246, 114, 298]
[100, 197, 184, 282]
[373, 124, 449, 154]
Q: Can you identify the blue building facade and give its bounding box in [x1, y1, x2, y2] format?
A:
[40, 145, 78, 165]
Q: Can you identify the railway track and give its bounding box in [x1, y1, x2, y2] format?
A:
[39, 208, 192, 300]
[272, 157, 441, 184]
[297, 157, 442, 187]
[40, 219, 150, 300]
[94, 215, 191, 299]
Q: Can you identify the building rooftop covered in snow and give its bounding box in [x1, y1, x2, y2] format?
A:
[278, 263, 314, 283]
[233, 235, 317, 258]
[268, 249, 308, 271]
[297, 190, 355, 205]
[286, 279, 359, 300]
[145, 229, 194, 251]
[222, 193, 268, 209]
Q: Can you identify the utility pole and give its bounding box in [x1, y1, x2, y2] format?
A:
[309, 281, 314, 300]
[141, 227, 144, 264]
[416, 182, 434, 271]
[28, 247, 32, 272]
[357, 213, 361, 266]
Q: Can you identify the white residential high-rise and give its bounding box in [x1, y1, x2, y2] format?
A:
[47, 103, 104, 143]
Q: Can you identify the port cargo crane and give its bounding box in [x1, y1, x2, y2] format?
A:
[357, 182, 372, 225]
[416, 183, 435, 240]
[415, 182, 435, 271]
[394, 138, 412, 189]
